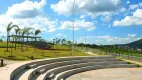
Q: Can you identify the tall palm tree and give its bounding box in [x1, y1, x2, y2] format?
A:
[26, 31, 33, 50]
[17, 29, 22, 49]
[34, 29, 41, 50]
[13, 35, 18, 50]
[34, 29, 41, 42]
[14, 27, 20, 50]
[21, 27, 34, 51]
[6, 22, 18, 52]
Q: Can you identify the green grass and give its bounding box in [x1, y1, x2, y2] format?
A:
[0, 42, 14, 48]
[0, 42, 90, 61]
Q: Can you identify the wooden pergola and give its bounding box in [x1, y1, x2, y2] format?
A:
[8, 35, 41, 42]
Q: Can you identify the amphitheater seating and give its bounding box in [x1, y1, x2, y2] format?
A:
[10, 56, 138, 80]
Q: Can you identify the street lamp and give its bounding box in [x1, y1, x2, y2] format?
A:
[71, 0, 75, 56]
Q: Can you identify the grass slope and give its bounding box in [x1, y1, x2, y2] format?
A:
[0, 42, 90, 61]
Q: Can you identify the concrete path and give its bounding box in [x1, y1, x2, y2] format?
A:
[67, 68, 142, 80]
[85, 51, 99, 56]
[0, 58, 20, 65]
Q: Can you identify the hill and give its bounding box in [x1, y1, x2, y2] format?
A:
[125, 39, 142, 49]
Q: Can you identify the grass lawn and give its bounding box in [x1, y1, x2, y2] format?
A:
[0, 42, 90, 61]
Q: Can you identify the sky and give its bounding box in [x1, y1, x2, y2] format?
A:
[0, 0, 142, 45]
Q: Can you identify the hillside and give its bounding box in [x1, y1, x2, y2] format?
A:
[125, 39, 142, 49]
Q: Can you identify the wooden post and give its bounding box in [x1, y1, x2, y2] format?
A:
[1, 59, 3, 67]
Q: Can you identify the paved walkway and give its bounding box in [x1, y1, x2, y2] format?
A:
[85, 51, 99, 56]
[67, 68, 142, 80]
[0, 58, 20, 65]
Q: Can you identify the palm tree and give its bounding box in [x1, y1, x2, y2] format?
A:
[34, 29, 41, 50]
[53, 38, 55, 44]
[14, 27, 20, 50]
[21, 27, 34, 51]
[17, 29, 22, 49]
[6, 22, 18, 52]
[0, 36, 5, 42]
[26, 31, 33, 50]
[67, 40, 72, 49]
[13, 35, 18, 50]
[35, 30, 41, 42]
[61, 38, 66, 49]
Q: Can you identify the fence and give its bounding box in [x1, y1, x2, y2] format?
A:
[101, 52, 142, 61]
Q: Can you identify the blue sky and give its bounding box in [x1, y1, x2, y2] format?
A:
[0, 0, 142, 45]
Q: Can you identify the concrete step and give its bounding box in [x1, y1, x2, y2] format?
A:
[29, 59, 123, 79]
[44, 61, 129, 79]
[13, 64, 49, 80]
[13, 56, 115, 80]
[32, 61, 128, 80]
[27, 56, 114, 69]
[10, 56, 138, 80]
[36, 58, 122, 74]
[54, 64, 137, 80]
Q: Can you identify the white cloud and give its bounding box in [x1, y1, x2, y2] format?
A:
[7, 0, 46, 18]
[56, 33, 67, 37]
[0, 0, 57, 36]
[128, 34, 136, 37]
[113, 9, 142, 26]
[59, 20, 96, 31]
[126, 0, 130, 4]
[129, 4, 139, 10]
[101, 15, 111, 23]
[80, 15, 85, 19]
[139, 3, 142, 7]
[51, 0, 123, 18]
[78, 35, 140, 45]
[120, 8, 126, 12]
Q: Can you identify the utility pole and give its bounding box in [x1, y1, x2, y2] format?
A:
[71, 0, 75, 56]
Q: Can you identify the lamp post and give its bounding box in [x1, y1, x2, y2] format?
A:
[71, 0, 75, 56]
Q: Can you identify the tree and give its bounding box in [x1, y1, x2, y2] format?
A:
[14, 27, 20, 49]
[34, 29, 41, 50]
[61, 38, 66, 49]
[0, 36, 5, 42]
[67, 40, 72, 49]
[6, 22, 18, 52]
[13, 35, 18, 50]
[21, 27, 34, 51]
[16, 29, 23, 49]
[26, 31, 33, 50]
[53, 38, 55, 44]
[62, 38, 66, 44]
[35, 29, 41, 42]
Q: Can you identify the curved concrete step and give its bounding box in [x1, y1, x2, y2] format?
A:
[13, 56, 115, 80]
[44, 61, 128, 80]
[13, 64, 51, 80]
[27, 56, 114, 69]
[36, 58, 121, 74]
[10, 56, 138, 80]
[54, 64, 137, 80]
[29, 59, 122, 80]
[31, 61, 128, 80]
